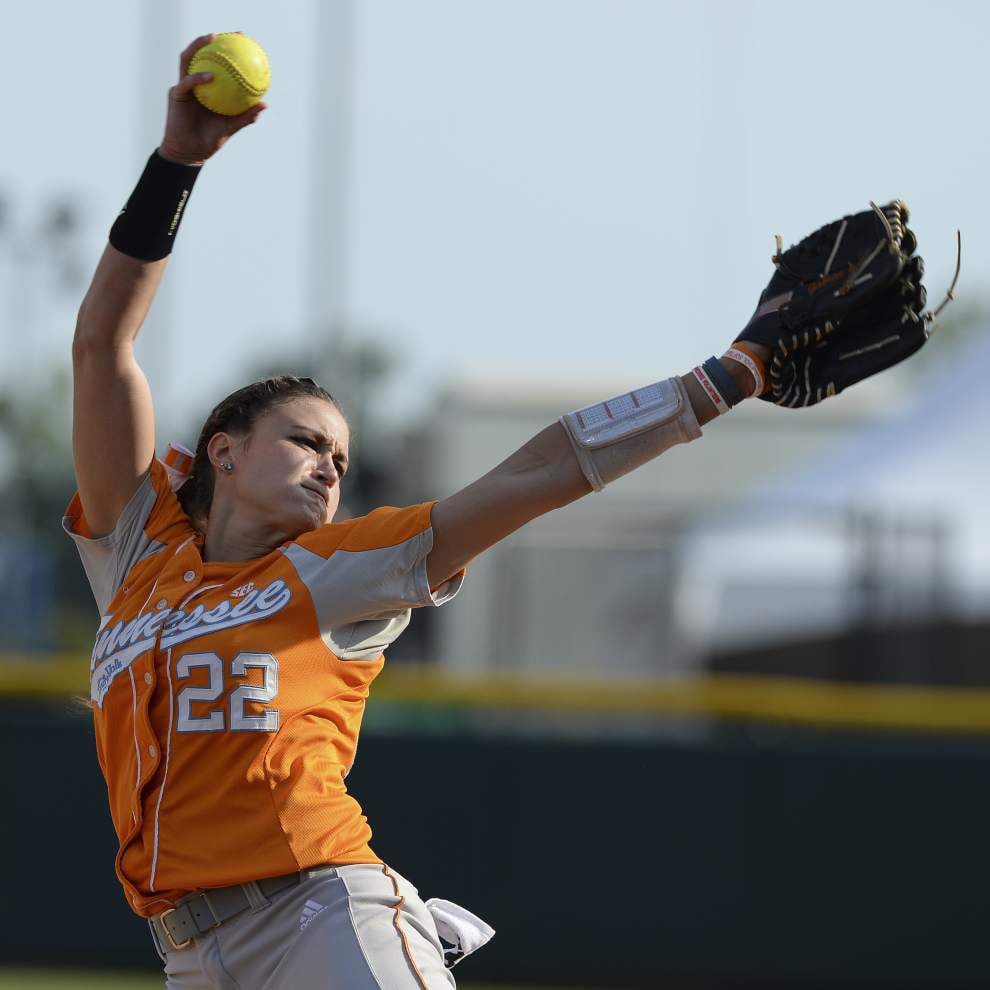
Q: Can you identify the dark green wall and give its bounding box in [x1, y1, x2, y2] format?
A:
[2, 699, 989, 987]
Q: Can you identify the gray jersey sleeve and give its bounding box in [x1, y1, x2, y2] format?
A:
[281, 519, 464, 661]
[62, 470, 166, 615]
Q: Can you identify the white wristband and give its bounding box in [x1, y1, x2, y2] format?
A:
[723, 347, 764, 398]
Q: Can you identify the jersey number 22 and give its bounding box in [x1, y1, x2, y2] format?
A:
[175, 651, 279, 733]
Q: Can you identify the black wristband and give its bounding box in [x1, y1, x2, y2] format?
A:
[109, 151, 201, 261]
[702, 356, 744, 408]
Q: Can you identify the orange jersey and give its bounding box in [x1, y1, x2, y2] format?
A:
[63, 459, 463, 918]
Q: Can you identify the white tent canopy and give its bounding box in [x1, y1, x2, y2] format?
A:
[676, 329, 990, 653]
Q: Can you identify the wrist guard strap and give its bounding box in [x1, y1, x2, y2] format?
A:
[559, 377, 701, 491]
[109, 151, 201, 261]
[702, 356, 744, 408]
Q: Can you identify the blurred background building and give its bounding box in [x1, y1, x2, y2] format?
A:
[395, 372, 898, 676]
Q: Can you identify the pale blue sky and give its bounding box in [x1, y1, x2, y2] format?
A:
[2, 0, 985, 443]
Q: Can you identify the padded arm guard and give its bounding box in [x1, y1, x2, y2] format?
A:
[559, 377, 701, 491]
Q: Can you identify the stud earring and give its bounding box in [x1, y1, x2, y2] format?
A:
[221, 462, 233, 472]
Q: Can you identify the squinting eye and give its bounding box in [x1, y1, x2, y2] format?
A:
[292, 436, 318, 450]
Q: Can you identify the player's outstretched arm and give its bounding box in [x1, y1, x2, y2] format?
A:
[72, 33, 265, 538]
[428, 200, 947, 583]
[426, 354, 762, 586]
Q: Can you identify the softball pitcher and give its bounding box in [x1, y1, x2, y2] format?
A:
[66, 32, 933, 990]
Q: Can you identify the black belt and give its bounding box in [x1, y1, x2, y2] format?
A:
[150, 870, 314, 951]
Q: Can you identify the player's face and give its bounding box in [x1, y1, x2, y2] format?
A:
[233, 397, 350, 537]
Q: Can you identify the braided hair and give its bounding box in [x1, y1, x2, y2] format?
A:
[177, 376, 343, 529]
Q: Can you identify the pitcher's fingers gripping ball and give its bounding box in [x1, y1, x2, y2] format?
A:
[189, 32, 270, 116]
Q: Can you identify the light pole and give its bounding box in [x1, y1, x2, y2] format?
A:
[307, 0, 355, 356]
[137, 0, 183, 430]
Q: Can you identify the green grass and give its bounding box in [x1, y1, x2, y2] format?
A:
[0, 970, 606, 990]
[0, 974, 155, 990]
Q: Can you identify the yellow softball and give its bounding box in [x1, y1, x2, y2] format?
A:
[189, 33, 271, 116]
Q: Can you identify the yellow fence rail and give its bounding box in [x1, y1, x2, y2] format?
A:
[3, 653, 990, 735]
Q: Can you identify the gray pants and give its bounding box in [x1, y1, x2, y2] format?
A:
[150, 865, 457, 989]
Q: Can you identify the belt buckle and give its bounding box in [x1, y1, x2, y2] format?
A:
[159, 908, 192, 951]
